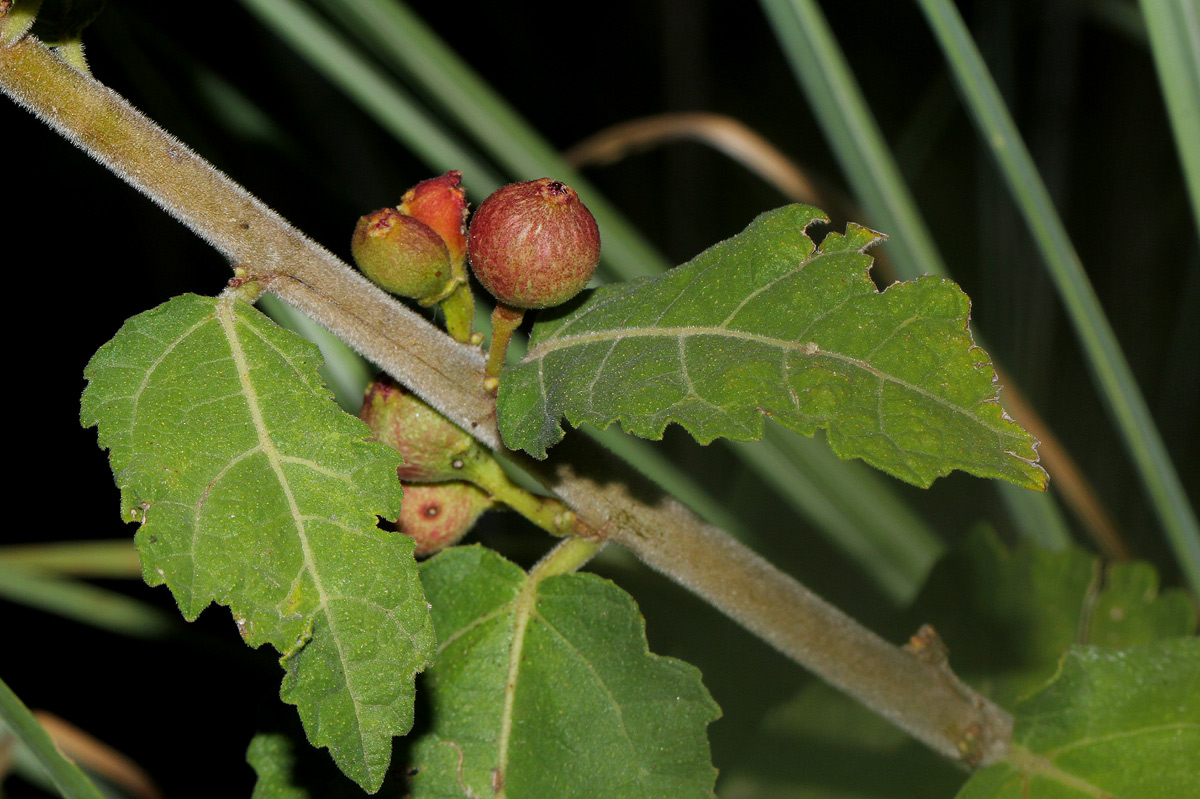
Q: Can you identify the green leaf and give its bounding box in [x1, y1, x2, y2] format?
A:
[957, 638, 1200, 799]
[908, 529, 1197, 706]
[716, 680, 963, 799]
[411, 546, 720, 798]
[498, 205, 1046, 489]
[81, 294, 435, 792]
[248, 733, 313, 799]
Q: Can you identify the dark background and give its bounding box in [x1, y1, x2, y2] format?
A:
[3, 1, 1197, 796]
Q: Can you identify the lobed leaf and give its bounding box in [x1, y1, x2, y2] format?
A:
[81, 294, 435, 792]
[957, 638, 1200, 799]
[498, 205, 1046, 489]
[410, 546, 720, 798]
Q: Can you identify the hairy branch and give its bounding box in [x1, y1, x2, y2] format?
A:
[1, 33, 1012, 767]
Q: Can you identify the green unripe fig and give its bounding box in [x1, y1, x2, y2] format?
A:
[352, 208, 452, 303]
[397, 482, 492, 556]
[359, 375, 487, 483]
[467, 178, 601, 309]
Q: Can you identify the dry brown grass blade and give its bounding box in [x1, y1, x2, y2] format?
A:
[997, 370, 1131, 561]
[29, 712, 162, 799]
[564, 111, 825, 206]
[2, 714, 159, 797]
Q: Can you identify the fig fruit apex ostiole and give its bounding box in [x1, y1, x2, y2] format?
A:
[397, 482, 492, 557]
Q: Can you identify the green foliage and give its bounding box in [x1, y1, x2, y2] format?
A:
[410, 545, 720, 798]
[499, 205, 1046, 490]
[248, 733, 313, 799]
[909, 529, 1197, 706]
[80, 293, 436, 792]
[957, 638, 1200, 799]
[4, 0, 1195, 792]
[718, 535, 1196, 798]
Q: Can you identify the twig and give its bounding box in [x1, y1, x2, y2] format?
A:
[0, 34, 1013, 767]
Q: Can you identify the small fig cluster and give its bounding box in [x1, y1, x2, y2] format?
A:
[359, 374, 575, 555]
[352, 172, 601, 384]
[351, 171, 475, 341]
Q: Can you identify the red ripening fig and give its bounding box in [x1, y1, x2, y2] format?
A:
[467, 178, 601, 309]
[396, 482, 492, 557]
[358, 375, 474, 483]
[399, 171, 469, 265]
[351, 208, 451, 302]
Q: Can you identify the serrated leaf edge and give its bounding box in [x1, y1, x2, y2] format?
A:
[517, 283, 1042, 489]
[423, 548, 719, 797]
[216, 297, 388, 771]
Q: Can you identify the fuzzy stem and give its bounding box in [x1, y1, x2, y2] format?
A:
[529, 537, 604, 580]
[0, 0, 42, 47]
[0, 35, 1013, 768]
[54, 37, 88, 74]
[485, 303, 524, 380]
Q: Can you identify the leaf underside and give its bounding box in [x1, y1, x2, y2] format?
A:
[498, 204, 1046, 489]
[957, 638, 1200, 799]
[411, 546, 720, 799]
[81, 294, 435, 792]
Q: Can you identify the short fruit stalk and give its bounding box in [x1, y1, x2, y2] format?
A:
[467, 178, 600, 380]
[398, 171, 474, 342]
[360, 376, 576, 536]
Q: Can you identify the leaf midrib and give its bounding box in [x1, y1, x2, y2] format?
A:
[524, 324, 1008, 436]
[217, 298, 371, 758]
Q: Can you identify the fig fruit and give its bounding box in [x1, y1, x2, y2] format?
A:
[399, 171, 469, 266]
[396, 482, 492, 557]
[467, 178, 600, 309]
[359, 376, 479, 483]
[351, 208, 451, 303]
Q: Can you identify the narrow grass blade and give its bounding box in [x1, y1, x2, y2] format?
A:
[758, 0, 1072, 551]
[916, 0, 1200, 593]
[258, 293, 374, 413]
[0, 562, 174, 638]
[315, 0, 670, 281]
[0, 677, 107, 799]
[236, 0, 503, 190]
[0, 540, 141, 578]
[1139, 0, 1200, 239]
[733, 431, 942, 603]
[757, 0, 946, 281]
